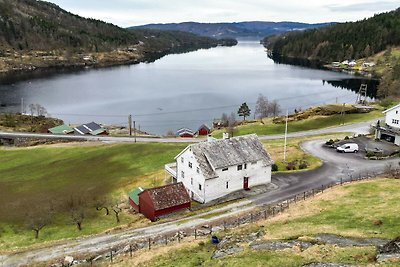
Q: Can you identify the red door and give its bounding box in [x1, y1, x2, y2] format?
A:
[243, 177, 249, 190]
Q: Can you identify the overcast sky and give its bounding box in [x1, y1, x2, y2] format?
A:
[47, 0, 399, 27]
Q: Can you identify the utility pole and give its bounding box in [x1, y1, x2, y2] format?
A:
[21, 98, 24, 114]
[128, 115, 132, 136]
[283, 110, 288, 162]
[340, 103, 345, 125]
[133, 120, 137, 143]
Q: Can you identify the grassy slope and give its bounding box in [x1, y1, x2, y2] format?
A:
[0, 132, 345, 250]
[212, 109, 382, 138]
[120, 179, 400, 267]
[0, 142, 187, 250]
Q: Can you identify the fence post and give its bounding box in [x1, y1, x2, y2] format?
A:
[148, 237, 151, 250]
[165, 235, 168, 245]
[110, 250, 113, 263]
[287, 199, 289, 208]
[294, 195, 297, 203]
[129, 244, 133, 257]
[194, 229, 197, 239]
[178, 232, 181, 243]
[272, 206, 275, 215]
[321, 184, 324, 193]
[223, 221, 226, 230]
[210, 225, 213, 235]
[303, 192, 306, 200]
[250, 213, 253, 222]
[264, 210, 267, 219]
[312, 189, 315, 196]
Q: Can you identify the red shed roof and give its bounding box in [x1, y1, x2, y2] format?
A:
[140, 182, 190, 211]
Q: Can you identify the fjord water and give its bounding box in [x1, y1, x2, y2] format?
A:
[0, 42, 374, 135]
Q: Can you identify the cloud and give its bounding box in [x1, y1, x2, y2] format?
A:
[326, 1, 399, 12]
[46, 0, 399, 27]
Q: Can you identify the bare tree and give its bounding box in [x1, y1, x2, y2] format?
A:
[268, 100, 281, 118]
[227, 112, 237, 137]
[29, 104, 36, 116]
[255, 94, 269, 119]
[66, 196, 85, 231]
[94, 197, 110, 216]
[221, 113, 229, 127]
[25, 207, 53, 239]
[112, 200, 123, 223]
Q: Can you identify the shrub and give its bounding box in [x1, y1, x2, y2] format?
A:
[299, 160, 309, 169]
[344, 136, 349, 140]
[271, 163, 279, 172]
[325, 139, 334, 145]
[286, 161, 297, 170]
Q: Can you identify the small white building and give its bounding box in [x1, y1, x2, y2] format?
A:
[165, 134, 274, 203]
[375, 103, 400, 145]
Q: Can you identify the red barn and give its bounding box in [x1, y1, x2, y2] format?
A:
[197, 124, 211, 136]
[128, 187, 144, 212]
[138, 182, 191, 221]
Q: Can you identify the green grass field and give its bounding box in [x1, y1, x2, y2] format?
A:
[0, 142, 187, 250]
[120, 179, 400, 267]
[212, 109, 382, 138]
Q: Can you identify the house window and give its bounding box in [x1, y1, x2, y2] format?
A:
[181, 157, 184, 163]
[226, 181, 229, 189]
[191, 177, 193, 185]
[188, 162, 192, 168]
[237, 165, 243, 171]
[197, 167, 200, 173]
[251, 161, 257, 165]
[181, 171, 185, 178]
[396, 111, 398, 114]
[392, 119, 399, 125]
[222, 167, 228, 171]
[244, 163, 247, 169]
[199, 183, 202, 191]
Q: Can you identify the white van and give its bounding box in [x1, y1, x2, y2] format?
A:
[336, 143, 359, 153]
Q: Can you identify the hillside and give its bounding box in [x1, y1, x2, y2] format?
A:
[264, 8, 400, 98]
[0, 0, 235, 73]
[263, 8, 400, 62]
[99, 178, 400, 266]
[132, 21, 333, 39]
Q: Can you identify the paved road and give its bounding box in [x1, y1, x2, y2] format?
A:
[0, 117, 379, 144]
[1, 136, 398, 266]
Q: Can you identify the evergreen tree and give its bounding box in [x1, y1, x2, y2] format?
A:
[238, 102, 251, 121]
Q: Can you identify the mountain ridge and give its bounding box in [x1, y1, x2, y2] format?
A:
[131, 21, 334, 39]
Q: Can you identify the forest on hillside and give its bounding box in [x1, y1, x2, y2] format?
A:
[0, 0, 233, 54]
[264, 8, 400, 98]
[264, 8, 400, 63]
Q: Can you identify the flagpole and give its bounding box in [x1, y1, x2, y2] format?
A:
[284, 109, 288, 162]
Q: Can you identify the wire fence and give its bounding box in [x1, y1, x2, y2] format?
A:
[54, 171, 384, 266]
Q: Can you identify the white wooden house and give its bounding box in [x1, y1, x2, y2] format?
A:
[165, 134, 274, 203]
[375, 103, 400, 145]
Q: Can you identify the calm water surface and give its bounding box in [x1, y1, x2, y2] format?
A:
[0, 42, 375, 134]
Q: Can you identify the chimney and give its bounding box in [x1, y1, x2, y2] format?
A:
[223, 132, 230, 139]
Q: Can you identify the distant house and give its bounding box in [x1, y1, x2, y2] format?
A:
[128, 187, 144, 212]
[197, 124, 211, 136]
[176, 128, 195, 138]
[348, 60, 357, 67]
[74, 122, 108, 136]
[375, 103, 400, 145]
[166, 134, 274, 203]
[48, 124, 74, 135]
[213, 118, 228, 129]
[138, 182, 191, 221]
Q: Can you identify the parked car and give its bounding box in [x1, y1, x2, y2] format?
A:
[336, 143, 359, 153]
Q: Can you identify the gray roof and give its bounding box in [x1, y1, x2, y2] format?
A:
[189, 134, 273, 179]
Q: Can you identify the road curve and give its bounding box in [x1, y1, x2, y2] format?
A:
[1, 137, 398, 266]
